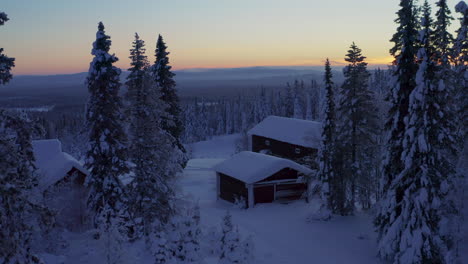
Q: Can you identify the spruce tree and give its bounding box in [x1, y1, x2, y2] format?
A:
[126, 32, 150, 119]
[433, 0, 454, 68]
[219, 211, 243, 264]
[375, 0, 420, 260]
[85, 22, 131, 236]
[283, 82, 294, 118]
[386, 3, 457, 261]
[152, 35, 186, 156]
[0, 110, 40, 264]
[0, 15, 41, 263]
[453, 1, 467, 139]
[0, 12, 15, 85]
[125, 32, 179, 237]
[318, 58, 338, 216]
[336, 43, 379, 214]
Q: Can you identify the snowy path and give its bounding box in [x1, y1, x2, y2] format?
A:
[180, 153, 381, 264]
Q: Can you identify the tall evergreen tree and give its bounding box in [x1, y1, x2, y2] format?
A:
[125, 33, 174, 237]
[453, 1, 467, 138]
[336, 43, 379, 214]
[375, 0, 420, 260]
[126, 33, 150, 115]
[385, 3, 457, 261]
[0, 14, 39, 263]
[0, 111, 39, 264]
[85, 22, 131, 235]
[433, 0, 454, 68]
[152, 35, 185, 155]
[318, 58, 338, 215]
[0, 12, 15, 85]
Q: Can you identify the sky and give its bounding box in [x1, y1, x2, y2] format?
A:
[1, 0, 463, 75]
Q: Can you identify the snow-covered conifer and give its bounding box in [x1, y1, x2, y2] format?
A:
[453, 1, 467, 138]
[164, 205, 203, 263]
[382, 3, 458, 262]
[0, 12, 15, 85]
[375, 0, 420, 260]
[318, 58, 337, 216]
[125, 32, 179, 237]
[152, 35, 186, 157]
[283, 82, 294, 118]
[0, 110, 40, 263]
[240, 235, 255, 264]
[433, 0, 455, 67]
[219, 211, 243, 264]
[336, 43, 379, 214]
[84, 22, 132, 236]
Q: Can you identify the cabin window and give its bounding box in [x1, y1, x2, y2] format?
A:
[265, 140, 270, 146]
[295, 147, 301, 154]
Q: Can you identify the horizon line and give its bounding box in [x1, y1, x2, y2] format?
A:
[13, 63, 392, 77]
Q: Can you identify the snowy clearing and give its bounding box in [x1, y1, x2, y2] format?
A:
[180, 134, 381, 264]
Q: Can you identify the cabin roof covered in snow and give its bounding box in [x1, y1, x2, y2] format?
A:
[247, 116, 322, 149]
[213, 151, 313, 184]
[32, 139, 88, 192]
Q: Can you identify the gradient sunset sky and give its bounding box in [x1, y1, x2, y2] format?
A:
[1, 0, 462, 75]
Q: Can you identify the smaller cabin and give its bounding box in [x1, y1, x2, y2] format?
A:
[247, 116, 322, 167]
[32, 139, 89, 231]
[214, 151, 313, 208]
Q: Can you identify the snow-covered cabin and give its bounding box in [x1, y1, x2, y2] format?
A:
[32, 139, 89, 231]
[247, 116, 321, 167]
[214, 151, 313, 208]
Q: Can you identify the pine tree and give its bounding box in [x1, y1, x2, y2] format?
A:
[384, 3, 457, 261]
[152, 35, 186, 157]
[318, 58, 338, 216]
[453, 1, 467, 139]
[153, 230, 176, 264]
[126, 32, 150, 117]
[0, 12, 15, 85]
[283, 82, 294, 118]
[433, 0, 454, 68]
[0, 110, 39, 264]
[125, 33, 170, 237]
[375, 0, 420, 260]
[240, 235, 255, 264]
[336, 43, 379, 214]
[219, 211, 243, 264]
[125, 32, 181, 237]
[0, 16, 43, 263]
[164, 206, 202, 264]
[85, 22, 132, 236]
[293, 80, 304, 119]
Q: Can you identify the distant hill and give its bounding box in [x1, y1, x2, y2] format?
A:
[0, 66, 345, 107]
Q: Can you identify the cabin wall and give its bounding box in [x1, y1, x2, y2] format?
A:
[251, 135, 318, 167]
[43, 170, 88, 231]
[219, 173, 248, 206]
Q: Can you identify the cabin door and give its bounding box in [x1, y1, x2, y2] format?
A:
[254, 185, 274, 204]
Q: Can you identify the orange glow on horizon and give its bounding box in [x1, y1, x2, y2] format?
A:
[12, 56, 394, 76]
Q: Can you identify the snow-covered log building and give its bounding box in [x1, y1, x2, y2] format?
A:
[214, 151, 313, 208]
[247, 116, 321, 167]
[32, 139, 89, 231]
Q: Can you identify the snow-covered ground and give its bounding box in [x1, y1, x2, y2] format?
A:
[181, 134, 381, 264]
[42, 133, 385, 263]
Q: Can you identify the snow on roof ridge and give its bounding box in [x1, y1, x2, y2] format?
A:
[213, 151, 313, 184]
[32, 139, 88, 192]
[247, 116, 322, 148]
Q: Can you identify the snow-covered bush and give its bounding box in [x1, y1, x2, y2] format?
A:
[219, 211, 254, 264]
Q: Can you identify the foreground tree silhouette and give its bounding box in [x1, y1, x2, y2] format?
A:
[85, 22, 132, 239]
[0, 12, 15, 85]
[375, 0, 420, 262]
[151, 35, 186, 158]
